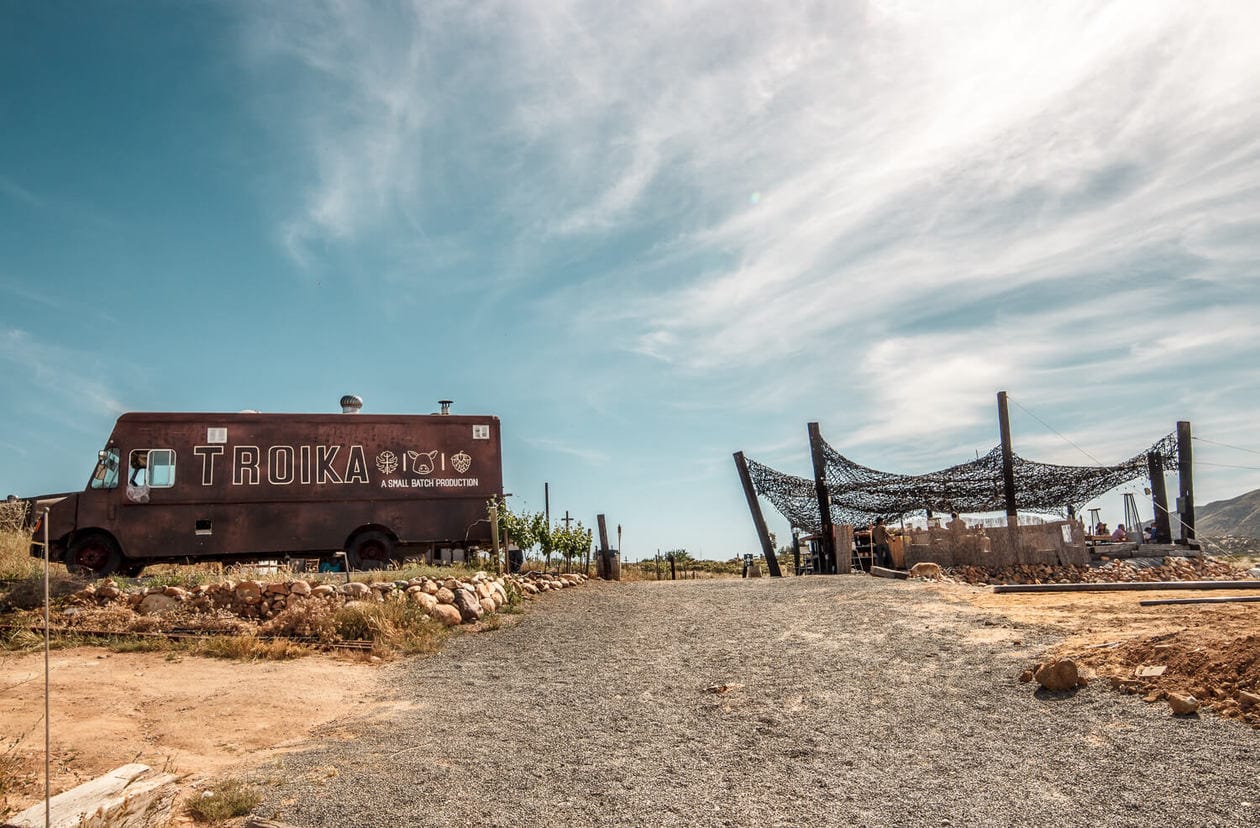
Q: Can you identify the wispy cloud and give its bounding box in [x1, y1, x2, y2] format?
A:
[524, 436, 609, 465]
[0, 329, 128, 429]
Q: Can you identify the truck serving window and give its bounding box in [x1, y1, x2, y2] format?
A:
[129, 449, 176, 488]
[90, 448, 120, 489]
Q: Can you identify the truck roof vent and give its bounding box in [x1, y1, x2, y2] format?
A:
[438, 399, 453, 415]
[340, 394, 364, 414]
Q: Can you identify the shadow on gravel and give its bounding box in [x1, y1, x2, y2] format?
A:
[1032, 687, 1083, 702]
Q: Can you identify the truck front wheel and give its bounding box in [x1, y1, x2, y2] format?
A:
[347, 530, 393, 571]
[67, 532, 123, 578]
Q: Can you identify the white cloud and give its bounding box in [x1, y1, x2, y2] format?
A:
[241, 0, 1260, 472]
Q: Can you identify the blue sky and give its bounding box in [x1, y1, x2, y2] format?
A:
[3, 1, 1260, 559]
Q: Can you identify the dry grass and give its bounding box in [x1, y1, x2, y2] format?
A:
[0, 529, 40, 582]
[185, 777, 261, 823]
[332, 599, 450, 655]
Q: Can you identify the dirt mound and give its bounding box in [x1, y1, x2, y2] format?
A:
[947, 555, 1247, 586]
[1064, 630, 1260, 727]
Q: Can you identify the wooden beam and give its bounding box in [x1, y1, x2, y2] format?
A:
[1147, 450, 1172, 544]
[993, 580, 1260, 594]
[1140, 595, 1260, 606]
[732, 451, 781, 577]
[870, 565, 908, 580]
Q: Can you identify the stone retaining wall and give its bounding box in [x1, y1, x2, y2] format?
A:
[65, 571, 588, 628]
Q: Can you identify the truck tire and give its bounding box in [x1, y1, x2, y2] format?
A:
[67, 531, 123, 578]
[347, 530, 393, 571]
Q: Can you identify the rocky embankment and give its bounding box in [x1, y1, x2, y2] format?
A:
[61, 570, 588, 632]
[945, 555, 1248, 586]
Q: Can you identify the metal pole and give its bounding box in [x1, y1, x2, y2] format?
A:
[43, 508, 51, 828]
[1176, 421, 1195, 543]
[732, 452, 781, 577]
[807, 423, 836, 574]
[1147, 451, 1172, 544]
[489, 502, 502, 576]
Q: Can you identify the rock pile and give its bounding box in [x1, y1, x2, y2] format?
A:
[946, 556, 1248, 586]
[66, 571, 589, 628]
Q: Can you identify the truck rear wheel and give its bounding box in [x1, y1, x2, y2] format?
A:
[67, 532, 123, 578]
[347, 530, 393, 571]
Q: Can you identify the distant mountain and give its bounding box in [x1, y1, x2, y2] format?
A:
[1197, 488, 1260, 537]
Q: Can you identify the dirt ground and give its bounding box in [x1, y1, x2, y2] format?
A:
[0, 648, 379, 819]
[939, 581, 1260, 725]
[2, 576, 1256, 824]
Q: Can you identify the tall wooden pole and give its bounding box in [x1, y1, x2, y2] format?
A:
[807, 423, 836, 574]
[996, 391, 1020, 562]
[996, 391, 1018, 519]
[732, 451, 781, 577]
[1176, 421, 1195, 543]
[1147, 451, 1172, 544]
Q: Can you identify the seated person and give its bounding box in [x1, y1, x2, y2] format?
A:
[946, 511, 967, 532]
[1111, 523, 1128, 542]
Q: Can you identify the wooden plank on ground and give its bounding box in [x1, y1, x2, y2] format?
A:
[3, 764, 176, 828]
[992, 580, 1260, 594]
[870, 566, 908, 580]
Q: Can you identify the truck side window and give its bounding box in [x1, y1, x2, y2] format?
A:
[90, 448, 120, 489]
[148, 449, 175, 487]
[129, 449, 176, 488]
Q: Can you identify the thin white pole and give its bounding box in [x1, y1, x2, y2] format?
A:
[42, 508, 51, 828]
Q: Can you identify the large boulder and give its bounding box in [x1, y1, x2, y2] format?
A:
[453, 588, 484, 621]
[137, 593, 178, 615]
[428, 603, 462, 626]
[1168, 693, 1200, 715]
[289, 580, 312, 596]
[1032, 659, 1082, 691]
[341, 582, 372, 599]
[479, 597, 496, 615]
[409, 591, 438, 612]
[234, 581, 264, 604]
[435, 587, 456, 605]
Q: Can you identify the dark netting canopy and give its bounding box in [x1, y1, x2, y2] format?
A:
[745, 432, 1180, 533]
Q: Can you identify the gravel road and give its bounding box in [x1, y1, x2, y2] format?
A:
[255, 577, 1259, 827]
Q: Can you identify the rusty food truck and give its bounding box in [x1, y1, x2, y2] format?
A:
[20, 397, 502, 576]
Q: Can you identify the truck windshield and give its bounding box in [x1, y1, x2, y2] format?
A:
[90, 448, 120, 489]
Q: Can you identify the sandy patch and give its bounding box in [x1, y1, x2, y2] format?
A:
[0, 647, 379, 816]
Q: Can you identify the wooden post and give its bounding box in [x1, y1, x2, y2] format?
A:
[807, 423, 836, 574]
[791, 528, 800, 576]
[996, 391, 1020, 562]
[732, 451, 782, 577]
[669, 552, 676, 581]
[1176, 421, 1195, 543]
[1148, 450, 1172, 544]
[596, 513, 610, 578]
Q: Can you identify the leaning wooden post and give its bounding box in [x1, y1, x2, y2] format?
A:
[1176, 421, 1196, 544]
[996, 391, 1021, 563]
[807, 423, 836, 574]
[732, 451, 782, 577]
[791, 528, 801, 577]
[596, 514, 610, 579]
[1147, 450, 1172, 544]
